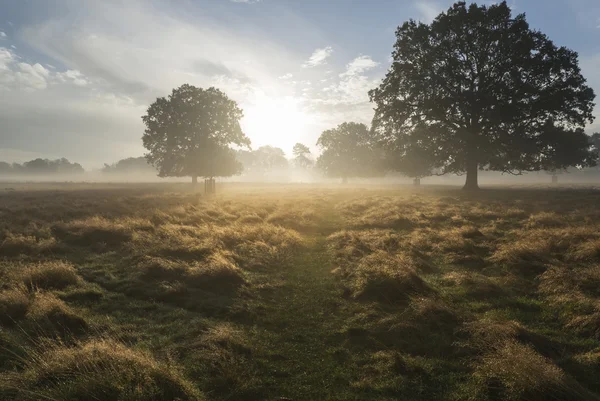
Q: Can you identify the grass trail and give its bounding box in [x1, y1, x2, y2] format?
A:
[245, 205, 368, 401]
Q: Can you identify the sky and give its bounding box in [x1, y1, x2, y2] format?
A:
[0, 0, 599, 169]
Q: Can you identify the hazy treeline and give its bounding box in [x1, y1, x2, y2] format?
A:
[0, 158, 84, 176]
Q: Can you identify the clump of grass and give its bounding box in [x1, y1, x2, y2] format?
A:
[53, 216, 147, 247]
[566, 313, 600, 340]
[266, 207, 318, 231]
[474, 341, 591, 401]
[442, 272, 503, 299]
[136, 256, 188, 281]
[237, 214, 264, 224]
[187, 253, 245, 290]
[327, 229, 403, 264]
[223, 223, 303, 270]
[0, 287, 30, 324]
[18, 261, 80, 290]
[569, 239, 600, 262]
[526, 212, 567, 228]
[189, 323, 255, 396]
[408, 297, 458, 327]
[25, 292, 88, 337]
[342, 251, 431, 303]
[3, 339, 203, 401]
[0, 234, 58, 256]
[489, 234, 553, 274]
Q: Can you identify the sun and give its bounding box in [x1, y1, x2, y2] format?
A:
[241, 93, 312, 152]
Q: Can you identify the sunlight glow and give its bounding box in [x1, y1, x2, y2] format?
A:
[241, 92, 312, 153]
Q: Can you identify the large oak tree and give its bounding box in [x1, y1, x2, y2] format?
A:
[142, 84, 250, 184]
[369, 1, 596, 189]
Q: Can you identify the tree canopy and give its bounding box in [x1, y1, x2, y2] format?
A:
[142, 84, 250, 183]
[292, 143, 314, 169]
[369, 1, 596, 189]
[316, 122, 383, 182]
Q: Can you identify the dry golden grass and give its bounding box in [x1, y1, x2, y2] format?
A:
[474, 341, 592, 401]
[25, 292, 88, 337]
[342, 250, 431, 302]
[16, 261, 81, 290]
[2, 185, 600, 400]
[0, 234, 58, 256]
[0, 287, 30, 324]
[2, 339, 203, 401]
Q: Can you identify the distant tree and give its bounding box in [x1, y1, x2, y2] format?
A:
[0, 161, 12, 174]
[102, 157, 157, 175]
[20, 158, 84, 174]
[292, 143, 314, 169]
[253, 146, 289, 171]
[370, 1, 596, 190]
[316, 122, 383, 183]
[537, 121, 597, 183]
[142, 84, 250, 184]
[378, 125, 434, 186]
[590, 133, 600, 157]
[23, 158, 51, 173]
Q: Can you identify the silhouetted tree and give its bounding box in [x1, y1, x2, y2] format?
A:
[370, 1, 596, 190]
[292, 143, 314, 169]
[142, 84, 250, 184]
[316, 122, 382, 183]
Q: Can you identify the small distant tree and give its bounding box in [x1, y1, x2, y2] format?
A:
[0, 162, 12, 174]
[370, 1, 596, 190]
[292, 143, 314, 169]
[252, 146, 289, 172]
[537, 121, 597, 183]
[316, 122, 383, 183]
[142, 84, 250, 185]
[590, 133, 600, 157]
[377, 125, 434, 186]
[102, 157, 157, 175]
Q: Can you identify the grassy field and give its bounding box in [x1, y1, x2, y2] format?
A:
[2, 183, 600, 400]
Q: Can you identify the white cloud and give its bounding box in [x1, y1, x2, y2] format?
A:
[0, 32, 6, 38]
[302, 46, 333, 68]
[340, 55, 379, 78]
[56, 69, 88, 86]
[0, 47, 92, 91]
[278, 73, 293, 80]
[414, 1, 443, 22]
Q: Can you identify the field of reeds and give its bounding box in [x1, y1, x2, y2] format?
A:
[1, 183, 600, 401]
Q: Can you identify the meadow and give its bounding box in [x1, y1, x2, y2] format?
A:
[1, 183, 600, 400]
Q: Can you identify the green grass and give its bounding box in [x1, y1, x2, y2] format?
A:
[2, 184, 600, 400]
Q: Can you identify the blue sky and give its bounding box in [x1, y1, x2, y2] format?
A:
[0, 0, 599, 168]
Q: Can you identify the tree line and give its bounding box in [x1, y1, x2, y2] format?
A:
[0, 158, 84, 176]
[140, 1, 599, 190]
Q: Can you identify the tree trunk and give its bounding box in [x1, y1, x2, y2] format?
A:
[342, 176, 348, 184]
[463, 154, 479, 190]
[413, 178, 421, 186]
[192, 175, 198, 185]
[551, 174, 558, 184]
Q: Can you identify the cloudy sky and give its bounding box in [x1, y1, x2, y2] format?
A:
[1, 0, 599, 168]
